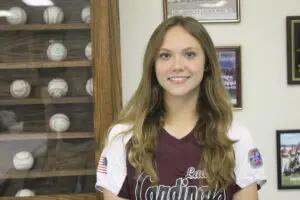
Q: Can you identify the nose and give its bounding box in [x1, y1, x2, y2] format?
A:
[171, 54, 184, 71]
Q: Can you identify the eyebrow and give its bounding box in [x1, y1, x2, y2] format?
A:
[159, 47, 200, 52]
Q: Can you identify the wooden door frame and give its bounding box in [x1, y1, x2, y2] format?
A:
[91, 0, 122, 151]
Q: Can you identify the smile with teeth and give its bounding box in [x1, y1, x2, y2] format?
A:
[167, 76, 190, 84]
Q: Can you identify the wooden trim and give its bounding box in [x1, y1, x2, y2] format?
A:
[109, 0, 123, 118]
[0, 169, 95, 179]
[91, 0, 122, 199]
[0, 132, 94, 141]
[92, 0, 112, 151]
[0, 193, 96, 200]
[0, 60, 91, 69]
[0, 24, 90, 31]
[0, 97, 91, 105]
[91, 0, 122, 151]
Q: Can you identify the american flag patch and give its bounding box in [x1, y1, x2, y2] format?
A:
[97, 157, 108, 174]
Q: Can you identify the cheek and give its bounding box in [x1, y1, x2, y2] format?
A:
[190, 62, 205, 82]
[155, 62, 167, 79]
[154, 64, 162, 86]
[190, 61, 205, 74]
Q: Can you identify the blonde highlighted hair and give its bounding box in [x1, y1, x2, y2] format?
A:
[103, 16, 236, 190]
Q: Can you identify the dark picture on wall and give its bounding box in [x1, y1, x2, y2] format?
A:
[286, 16, 300, 84]
[276, 130, 300, 189]
[163, 0, 241, 23]
[216, 45, 242, 109]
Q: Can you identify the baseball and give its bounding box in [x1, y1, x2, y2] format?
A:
[85, 78, 93, 96]
[47, 78, 68, 98]
[49, 113, 70, 133]
[43, 6, 64, 24]
[6, 7, 27, 25]
[81, 6, 90, 24]
[13, 151, 34, 171]
[85, 42, 92, 60]
[47, 42, 67, 61]
[15, 189, 35, 197]
[10, 80, 31, 98]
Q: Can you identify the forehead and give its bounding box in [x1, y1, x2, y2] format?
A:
[160, 26, 202, 49]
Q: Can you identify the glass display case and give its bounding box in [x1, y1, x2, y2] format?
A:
[0, 0, 121, 199]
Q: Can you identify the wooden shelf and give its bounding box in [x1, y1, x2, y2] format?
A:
[0, 169, 95, 179]
[0, 193, 96, 200]
[0, 97, 92, 105]
[0, 132, 94, 141]
[0, 60, 91, 69]
[0, 23, 90, 32]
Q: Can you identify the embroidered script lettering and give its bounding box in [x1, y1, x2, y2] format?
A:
[135, 167, 226, 200]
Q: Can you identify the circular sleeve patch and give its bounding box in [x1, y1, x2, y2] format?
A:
[248, 148, 263, 168]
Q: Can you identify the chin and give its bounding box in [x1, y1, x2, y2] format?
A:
[164, 86, 200, 99]
[165, 90, 193, 98]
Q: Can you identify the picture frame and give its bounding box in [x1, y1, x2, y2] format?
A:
[215, 45, 242, 109]
[163, 0, 241, 23]
[286, 16, 300, 84]
[276, 130, 300, 189]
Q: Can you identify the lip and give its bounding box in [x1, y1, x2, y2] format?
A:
[167, 76, 190, 84]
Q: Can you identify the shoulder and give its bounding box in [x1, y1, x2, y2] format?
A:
[227, 120, 256, 152]
[227, 120, 259, 158]
[96, 123, 133, 195]
[227, 120, 252, 142]
[105, 123, 133, 151]
[107, 123, 133, 139]
[227, 120, 267, 189]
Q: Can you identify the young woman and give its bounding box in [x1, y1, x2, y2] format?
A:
[95, 16, 267, 200]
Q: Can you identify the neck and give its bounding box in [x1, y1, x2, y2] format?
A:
[163, 92, 199, 126]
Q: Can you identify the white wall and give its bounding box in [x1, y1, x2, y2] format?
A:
[119, 0, 300, 199]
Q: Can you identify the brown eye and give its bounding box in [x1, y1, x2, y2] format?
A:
[159, 52, 171, 60]
[184, 51, 196, 59]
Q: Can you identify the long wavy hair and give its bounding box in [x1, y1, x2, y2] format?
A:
[105, 16, 236, 190]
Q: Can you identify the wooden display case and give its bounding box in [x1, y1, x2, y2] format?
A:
[0, 0, 122, 199]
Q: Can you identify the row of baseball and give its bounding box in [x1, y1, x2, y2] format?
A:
[3, 112, 72, 134]
[47, 41, 91, 62]
[10, 78, 93, 98]
[5, 6, 90, 25]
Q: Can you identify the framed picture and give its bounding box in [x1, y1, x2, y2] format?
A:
[276, 130, 300, 189]
[216, 45, 242, 109]
[286, 16, 300, 84]
[163, 0, 241, 23]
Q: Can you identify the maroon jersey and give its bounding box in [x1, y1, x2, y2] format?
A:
[96, 122, 267, 200]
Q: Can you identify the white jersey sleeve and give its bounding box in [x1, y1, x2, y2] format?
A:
[95, 124, 132, 195]
[228, 121, 267, 189]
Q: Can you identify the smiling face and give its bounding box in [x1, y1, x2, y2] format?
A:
[155, 26, 206, 99]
